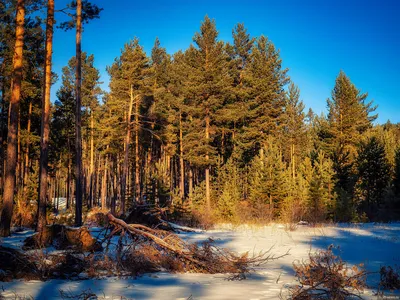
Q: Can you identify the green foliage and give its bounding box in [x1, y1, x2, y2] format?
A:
[247, 138, 288, 219]
[214, 158, 242, 221]
[355, 136, 390, 219]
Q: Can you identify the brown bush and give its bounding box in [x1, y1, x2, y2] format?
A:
[289, 245, 367, 299]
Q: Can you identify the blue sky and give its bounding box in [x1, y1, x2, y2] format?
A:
[51, 0, 400, 123]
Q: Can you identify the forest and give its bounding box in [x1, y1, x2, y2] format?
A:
[1, 0, 400, 239]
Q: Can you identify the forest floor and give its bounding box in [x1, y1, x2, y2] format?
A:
[1, 222, 399, 299]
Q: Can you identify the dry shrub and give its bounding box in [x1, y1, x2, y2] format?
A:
[86, 254, 117, 278]
[13, 195, 36, 228]
[290, 245, 367, 299]
[187, 209, 217, 229]
[380, 265, 400, 290]
[85, 207, 109, 227]
[235, 201, 273, 225]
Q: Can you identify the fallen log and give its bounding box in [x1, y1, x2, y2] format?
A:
[106, 213, 289, 276]
[107, 213, 206, 268]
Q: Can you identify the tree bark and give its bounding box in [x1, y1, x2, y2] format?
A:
[135, 94, 140, 203]
[101, 153, 108, 210]
[23, 101, 32, 193]
[88, 111, 94, 208]
[122, 87, 134, 213]
[0, 0, 25, 237]
[37, 0, 54, 232]
[205, 114, 210, 211]
[74, 0, 83, 226]
[179, 113, 185, 200]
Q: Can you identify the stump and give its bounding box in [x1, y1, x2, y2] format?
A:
[23, 225, 102, 252]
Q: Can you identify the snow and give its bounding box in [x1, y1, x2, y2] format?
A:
[1, 223, 399, 299]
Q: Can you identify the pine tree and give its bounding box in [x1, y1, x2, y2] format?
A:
[356, 137, 390, 220]
[239, 35, 289, 161]
[282, 82, 307, 178]
[327, 71, 377, 156]
[107, 38, 149, 206]
[248, 138, 288, 220]
[184, 16, 232, 211]
[323, 71, 377, 221]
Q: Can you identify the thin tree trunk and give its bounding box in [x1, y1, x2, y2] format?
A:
[122, 87, 134, 212]
[135, 94, 140, 203]
[205, 114, 210, 212]
[101, 153, 108, 210]
[17, 110, 21, 188]
[36, 0, 54, 232]
[66, 152, 71, 209]
[23, 101, 32, 192]
[74, 0, 83, 226]
[88, 111, 94, 208]
[111, 158, 117, 215]
[189, 165, 193, 201]
[0, 0, 25, 237]
[179, 113, 184, 200]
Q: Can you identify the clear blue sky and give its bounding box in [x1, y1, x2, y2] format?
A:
[51, 0, 400, 123]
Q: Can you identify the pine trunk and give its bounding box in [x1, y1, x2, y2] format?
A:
[205, 115, 210, 211]
[101, 153, 108, 210]
[135, 94, 140, 203]
[37, 0, 54, 232]
[122, 87, 134, 212]
[88, 111, 94, 208]
[23, 101, 32, 193]
[179, 113, 184, 199]
[74, 0, 83, 227]
[0, 0, 25, 237]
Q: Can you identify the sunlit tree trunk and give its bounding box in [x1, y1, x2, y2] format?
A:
[88, 111, 94, 208]
[179, 113, 184, 200]
[122, 86, 134, 212]
[37, 0, 54, 232]
[135, 94, 140, 203]
[74, 0, 83, 226]
[205, 114, 210, 211]
[101, 153, 108, 210]
[0, 0, 25, 237]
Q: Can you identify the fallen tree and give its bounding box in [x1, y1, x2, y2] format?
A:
[105, 212, 289, 278]
[12, 212, 288, 280]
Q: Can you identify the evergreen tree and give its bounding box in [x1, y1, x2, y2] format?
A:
[184, 16, 232, 211]
[282, 82, 307, 178]
[239, 35, 289, 161]
[356, 137, 390, 220]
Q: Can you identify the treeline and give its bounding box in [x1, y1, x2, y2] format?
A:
[1, 9, 400, 233]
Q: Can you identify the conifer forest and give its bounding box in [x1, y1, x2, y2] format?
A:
[1, 1, 400, 238]
[1, 1, 400, 299]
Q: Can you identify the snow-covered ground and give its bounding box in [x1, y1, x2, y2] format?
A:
[1, 223, 399, 299]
